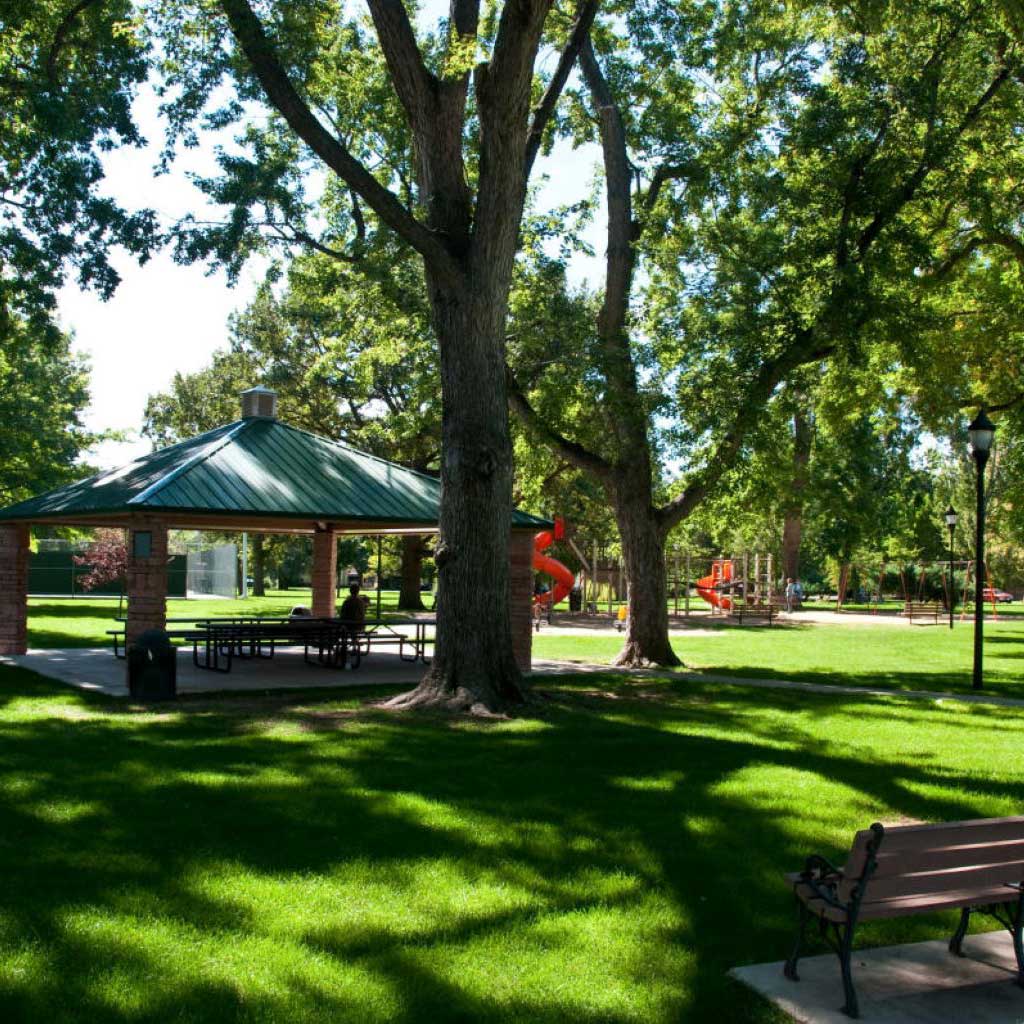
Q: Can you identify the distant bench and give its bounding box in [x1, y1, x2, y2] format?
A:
[902, 601, 943, 624]
[730, 602, 777, 625]
[784, 816, 1024, 1018]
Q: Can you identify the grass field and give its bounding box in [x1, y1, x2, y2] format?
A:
[2, 665, 1023, 1023]
[534, 618, 1024, 698]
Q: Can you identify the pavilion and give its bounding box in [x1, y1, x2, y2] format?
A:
[0, 387, 545, 672]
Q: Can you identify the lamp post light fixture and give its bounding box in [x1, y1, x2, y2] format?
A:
[944, 506, 957, 631]
[967, 409, 996, 690]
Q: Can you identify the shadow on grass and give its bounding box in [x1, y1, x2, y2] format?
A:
[0, 666, 1022, 1022]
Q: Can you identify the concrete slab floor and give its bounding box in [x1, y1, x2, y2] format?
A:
[731, 930, 1024, 1023]
[0, 648, 610, 698]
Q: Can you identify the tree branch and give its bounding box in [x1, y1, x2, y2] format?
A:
[46, 0, 102, 84]
[657, 333, 835, 530]
[218, 0, 462, 282]
[523, 0, 602, 186]
[506, 365, 612, 479]
[856, 63, 1013, 260]
[642, 163, 695, 213]
[365, 0, 438, 131]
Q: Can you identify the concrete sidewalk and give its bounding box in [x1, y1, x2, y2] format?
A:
[732, 930, 1024, 1023]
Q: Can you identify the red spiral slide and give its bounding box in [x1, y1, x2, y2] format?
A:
[533, 518, 575, 607]
[696, 559, 734, 611]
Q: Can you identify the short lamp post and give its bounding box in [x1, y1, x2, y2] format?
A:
[944, 506, 957, 631]
[968, 410, 996, 690]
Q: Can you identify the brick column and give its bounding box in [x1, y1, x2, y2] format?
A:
[126, 520, 169, 646]
[0, 524, 30, 655]
[509, 529, 534, 671]
[311, 526, 337, 618]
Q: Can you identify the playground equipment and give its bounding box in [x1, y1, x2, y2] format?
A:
[695, 555, 779, 621]
[533, 518, 575, 610]
[696, 559, 738, 611]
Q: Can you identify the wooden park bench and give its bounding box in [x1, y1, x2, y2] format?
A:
[783, 816, 1024, 1018]
[902, 601, 943, 624]
[730, 601, 777, 625]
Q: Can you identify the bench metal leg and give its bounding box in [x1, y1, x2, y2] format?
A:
[949, 908, 971, 956]
[784, 899, 809, 982]
[1012, 896, 1023, 988]
[838, 925, 859, 1018]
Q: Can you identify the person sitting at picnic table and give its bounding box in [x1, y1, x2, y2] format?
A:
[339, 583, 367, 633]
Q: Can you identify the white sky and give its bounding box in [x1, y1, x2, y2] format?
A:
[57, 11, 605, 470]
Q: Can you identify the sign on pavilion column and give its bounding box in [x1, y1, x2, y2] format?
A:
[312, 526, 337, 618]
[509, 529, 534, 671]
[0, 524, 30, 655]
[126, 520, 169, 646]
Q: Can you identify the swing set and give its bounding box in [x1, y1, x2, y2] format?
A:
[835, 559, 997, 617]
[959, 559, 1002, 622]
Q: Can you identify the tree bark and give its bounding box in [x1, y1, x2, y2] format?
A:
[610, 470, 681, 667]
[397, 534, 427, 611]
[251, 533, 266, 597]
[387, 282, 525, 712]
[781, 407, 812, 580]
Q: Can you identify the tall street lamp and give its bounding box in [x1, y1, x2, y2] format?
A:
[944, 506, 957, 631]
[968, 409, 996, 690]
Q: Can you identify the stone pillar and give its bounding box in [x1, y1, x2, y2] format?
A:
[0, 524, 30, 655]
[126, 521, 169, 647]
[509, 529, 534, 671]
[312, 526, 337, 618]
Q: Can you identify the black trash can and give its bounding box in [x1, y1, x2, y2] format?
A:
[127, 629, 177, 700]
[568, 587, 583, 613]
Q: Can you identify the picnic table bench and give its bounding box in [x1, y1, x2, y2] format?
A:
[108, 617, 350, 673]
[784, 816, 1024, 1018]
[345, 618, 434, 669]
[108, 616, 434, 673]
[902, 601, 943, 623]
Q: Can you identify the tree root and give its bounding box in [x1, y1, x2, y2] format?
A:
[613, 643, 683, 669]
[379, 670, 529, 717]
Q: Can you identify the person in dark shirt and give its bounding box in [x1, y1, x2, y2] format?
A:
[339, 583, 367, 630]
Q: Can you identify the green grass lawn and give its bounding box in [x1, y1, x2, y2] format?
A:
[2, 665, 1023, 1023]
[534, 618, 1024, 698]
[26, 590, 427, 649]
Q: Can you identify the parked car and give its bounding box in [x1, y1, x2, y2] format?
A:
[982, 587, 1015, 604]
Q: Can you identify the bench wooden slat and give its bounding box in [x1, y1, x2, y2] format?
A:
[860, 885, 1021, 919]
[873, 838, 1024, 874]
[863, 860, 1024, 901]
[873, 817, 1024, 852]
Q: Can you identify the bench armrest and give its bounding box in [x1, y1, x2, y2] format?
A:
[797, 854, 847, 910]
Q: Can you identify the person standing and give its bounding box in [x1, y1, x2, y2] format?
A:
[785, 577, 797, 613]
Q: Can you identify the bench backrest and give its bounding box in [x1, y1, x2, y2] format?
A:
[841, 816, 1024, 903]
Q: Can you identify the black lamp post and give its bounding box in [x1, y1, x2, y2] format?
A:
[944, 506, 957, 631]
[968, 409, 996, 690]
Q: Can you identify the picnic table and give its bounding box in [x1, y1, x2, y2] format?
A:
[347, 617, 435, 668]
[108, 615, 435, 674]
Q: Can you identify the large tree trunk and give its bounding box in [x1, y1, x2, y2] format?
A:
[387, 281, 525, 712]
[397, 534, 427, 611]
[251, 534, 266, 597]
[781, 407, 812, 580]
[610, 471, 681, 668]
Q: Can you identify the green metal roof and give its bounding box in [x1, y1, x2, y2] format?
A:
[0, 418, 550, 530]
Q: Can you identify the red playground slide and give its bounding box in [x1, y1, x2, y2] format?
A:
[696, 559, 734, 611]
[533, 518, 575, 607]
